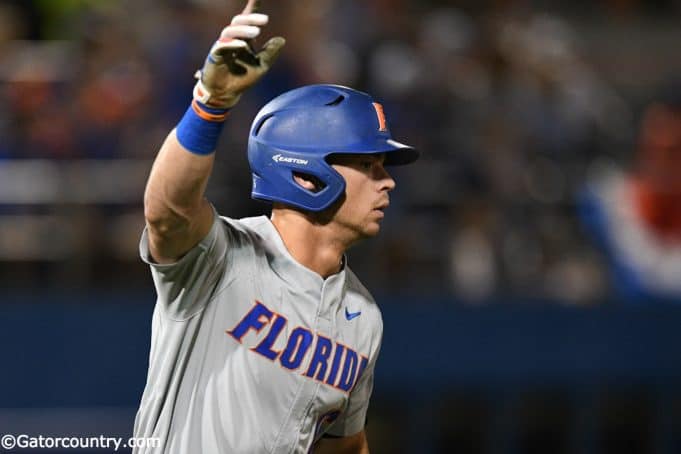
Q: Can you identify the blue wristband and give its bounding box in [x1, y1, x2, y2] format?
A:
[176, 100, 230, 155]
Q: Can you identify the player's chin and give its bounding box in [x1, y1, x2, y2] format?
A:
[362, 221, 382, 238]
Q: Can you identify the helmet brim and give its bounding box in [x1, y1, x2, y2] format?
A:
[381, 139, 419, 166]
[327, 139, 419, 166]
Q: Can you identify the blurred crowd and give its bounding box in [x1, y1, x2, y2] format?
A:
[1, 0, 680, 304]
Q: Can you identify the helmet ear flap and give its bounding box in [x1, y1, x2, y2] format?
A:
[292, 172, 327, 194]
[248, 140, 346, 211]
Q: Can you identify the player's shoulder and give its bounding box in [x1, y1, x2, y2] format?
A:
[217, 215, 270, 242]
[218, 214, 267, 230]
[344, 267, 383, 323]
[344, 268, 374, 301]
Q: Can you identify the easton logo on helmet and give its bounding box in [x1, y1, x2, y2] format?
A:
[272, 154, 309, 165]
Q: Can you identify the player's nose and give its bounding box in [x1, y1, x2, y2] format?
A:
[377, 165, 396, 192]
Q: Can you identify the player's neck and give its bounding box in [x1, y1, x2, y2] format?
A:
[270, 208, 351, 279]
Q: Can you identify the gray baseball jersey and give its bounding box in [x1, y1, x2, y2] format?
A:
[133, 211, 382, 453]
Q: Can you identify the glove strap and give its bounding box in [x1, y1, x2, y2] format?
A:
[192, 74, 241, 108]
[193, 77, 213, 105]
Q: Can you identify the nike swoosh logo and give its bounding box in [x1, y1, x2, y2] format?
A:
[345, 308, 361, 321]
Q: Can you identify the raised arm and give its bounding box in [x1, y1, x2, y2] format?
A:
[143, 0, 284, 263]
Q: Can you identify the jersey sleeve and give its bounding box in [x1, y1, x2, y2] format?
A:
[326, 353, 379, 437]
[139, 208, 231, 321]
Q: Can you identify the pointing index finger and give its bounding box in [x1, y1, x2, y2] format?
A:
[242, 0, 260, 14]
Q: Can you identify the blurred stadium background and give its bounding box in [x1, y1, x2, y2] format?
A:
[1, 0, 681, 452]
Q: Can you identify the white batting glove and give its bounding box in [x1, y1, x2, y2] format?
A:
[193, 3, 285, 109]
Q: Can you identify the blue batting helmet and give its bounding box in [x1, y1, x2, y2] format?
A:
[247, 84, 418, 212]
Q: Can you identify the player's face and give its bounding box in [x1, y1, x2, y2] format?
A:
[328, 153, 396, 238]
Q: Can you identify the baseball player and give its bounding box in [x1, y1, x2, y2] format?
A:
[133, 1, 418, 453]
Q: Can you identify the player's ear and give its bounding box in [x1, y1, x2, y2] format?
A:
[293, 172, 325, 193]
